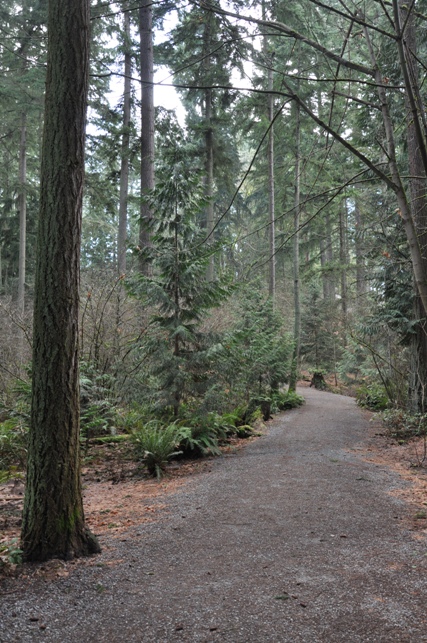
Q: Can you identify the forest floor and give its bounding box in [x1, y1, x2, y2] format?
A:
[1, 386, 427, 642]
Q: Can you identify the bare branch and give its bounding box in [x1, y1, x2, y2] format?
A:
[193, 1, 375, 77]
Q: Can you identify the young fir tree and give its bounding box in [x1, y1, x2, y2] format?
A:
[129, 125, 231, 416]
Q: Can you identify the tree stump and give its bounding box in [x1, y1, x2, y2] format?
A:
[310, 371, 327, 390]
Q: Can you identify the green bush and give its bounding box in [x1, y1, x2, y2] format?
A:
[178, 424, 221, 458]
[271, 391, 305, 412]
[0, 538, 23, 566]
[80, 363, 119, 441]
[356, 383, 389, 410]
[131, 421, 183, 478]
[0, 419, 28, 473]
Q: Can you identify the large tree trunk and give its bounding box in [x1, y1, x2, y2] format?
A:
[139, 0, 154, 274]
[21, 0, 100, 562]
[117, 7, 131, 276]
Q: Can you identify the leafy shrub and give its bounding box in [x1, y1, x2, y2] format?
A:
[0, 538, 23, 566]
[178, 410, 239, 457]
[131, 421, 183, 478]
[271, 391, 305, 412]
[381, 409, 427, 439]
[80, 363, 120, 444]
[0, 419, 28, 472]
[178, 425, 221, 458]
[356, 383, 389, 410]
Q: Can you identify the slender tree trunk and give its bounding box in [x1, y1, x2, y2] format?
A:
[354, 199, 366, 303]
[262, 0, 275, 300]
[17, 111, 27, 371]
[205, 87, 215, 281]
[21, 0, 100, 562]
[267, 61, 275, 300]
[340, 199, 348, 344]
[117, 7, 131, 276]
[289, 102, 301, 392]
[201, 9, 215, 281]
[139, 0, 154, 274]
[325, 211, 335, 300]
[17, 112, 27, 318]
[364, 24, 427, 317]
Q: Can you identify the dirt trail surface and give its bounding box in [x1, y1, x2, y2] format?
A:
[2, 387, 427, 642]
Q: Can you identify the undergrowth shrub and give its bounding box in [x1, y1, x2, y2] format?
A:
[0, 419, 28, 478]
[356, 383, 389, 410]
[131, 420, 183, 478]
[381, 409, 427, 440]
[271, 391, 305, 412]
[178, 424, 221, 458]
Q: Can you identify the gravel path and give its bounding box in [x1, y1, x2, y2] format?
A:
[2, 387, 427, 642]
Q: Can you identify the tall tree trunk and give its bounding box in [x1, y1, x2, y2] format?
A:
[202, 8, 215, 281]
[289, 102, 301, 392]
[17, 111, 27, 370]
[117, 7, 131, 276]
[267, 61, 275, 300]
[21, 0, 100, 562]
[205, 87, 215, 281]
[139, 0, 154, 274]
[340, 199, 348, 345]
[262, 0, 275, 300]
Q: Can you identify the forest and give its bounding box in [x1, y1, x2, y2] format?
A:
[1, 0, 427, 562]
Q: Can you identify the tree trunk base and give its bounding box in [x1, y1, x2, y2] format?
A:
[310, 371, 327, 390]
[22, 527, 101, 563]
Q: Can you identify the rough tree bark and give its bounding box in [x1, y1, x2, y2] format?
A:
[21, 0, 100, 562]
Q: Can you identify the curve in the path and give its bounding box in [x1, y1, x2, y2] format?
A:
[1, 387, 427, 642]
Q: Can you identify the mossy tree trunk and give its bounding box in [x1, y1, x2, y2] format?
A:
[21, 0, 100, 562]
